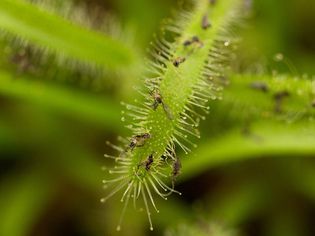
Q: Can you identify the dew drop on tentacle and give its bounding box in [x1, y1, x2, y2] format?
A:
[224, 40, 230, 47]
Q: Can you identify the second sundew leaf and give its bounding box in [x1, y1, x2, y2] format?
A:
[102, 0, 243, 231]
[0, 0, 137, 70]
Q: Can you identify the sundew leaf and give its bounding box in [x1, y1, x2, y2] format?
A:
[0, 0, 138, 70]
[223, 74, 315, 120]
[102, 0, 244, 230]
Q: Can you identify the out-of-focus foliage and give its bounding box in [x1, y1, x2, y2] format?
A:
[164, 222, 238, 236]
[0, 0, 314, 236]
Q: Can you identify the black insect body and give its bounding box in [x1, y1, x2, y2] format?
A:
[162, 103, 174, 120]
[241, 120, 263, 143]
[144, 154, 154, 171]
[152, 90, 163, 110]
[173, 57, 186, 67]
[250, 81, 269, 93]
[183, 36, 204, 48]
[274, 90, 290, 113]
[129, 133, 151, 151]
[192, 36, 200, 43]
[151, 89, 174, 120]
[183, 39, 193, 46]
[274, 90, 290, 99]
[171, 156, 182, 187]
[202, 14, 211, 30]
[11, 47, 34, 73]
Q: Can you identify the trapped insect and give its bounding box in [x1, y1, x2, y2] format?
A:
[171, 155, 182, 187]
[274, 90, 290, 100]
[183, 36, 204, 48]
[11, 47, 34, 73]
[173, 56, 186, 67]
[192, 36, 201, 43]
[144, 153, 154, 171]
[151, 89, 174, 120]
[250, 81, 269, 93]
[202, 14, 211, 29]
[151, 89, 163, 110]
[274, 90, 290, 113]
[183, 39, 193, 46]
[128, 133, 151, 151]
[137, 153, 154, 171]
[209, 0, 217, 5]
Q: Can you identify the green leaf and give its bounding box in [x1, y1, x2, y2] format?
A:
[182, 121, 315, 180]
[224, 74, 315, 120]
[0, 171, 54, 236]
[0, 69, 123, 131]
[0, 0, 138, 70]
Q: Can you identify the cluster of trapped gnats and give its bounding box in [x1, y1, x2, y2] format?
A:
[101, 0, 226, 231]
[249, 52, 315, 114]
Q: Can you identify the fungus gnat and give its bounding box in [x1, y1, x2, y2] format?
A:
[144, 154, 154, 171]
[137, 153, 154, 171]
[173, 57, 186, 67]
[241, 120, 263, 142]
[171, 156, 182, 187]
[11, 47, 34, 73]
[151, 89, 163, 110]
[192, 36, 200, 43]
[274, 90, 290, 100]
[274, 90, 290, 113]
[202, 14, 211, 30]
[183, 39, 192, 47]
[183, 36, 203, 47]
[128, 133, 151, 151]
[162, 103, 174, 120]
[151, 89, 174, 120]
[250, 81, 269, 93]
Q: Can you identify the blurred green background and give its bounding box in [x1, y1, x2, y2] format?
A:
[0, 0, 315, 235]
